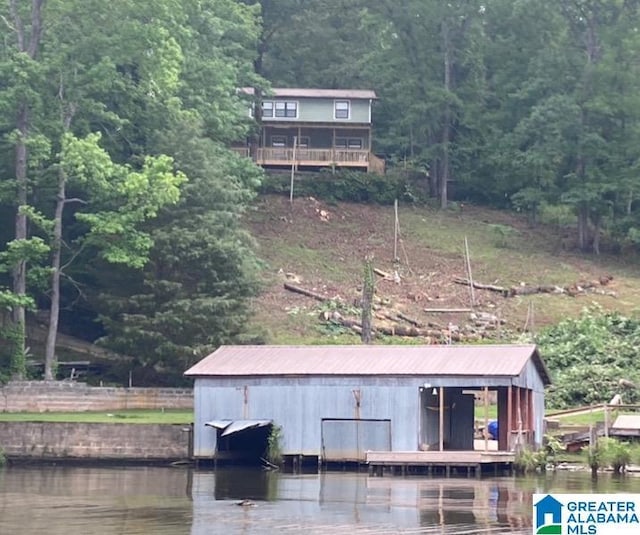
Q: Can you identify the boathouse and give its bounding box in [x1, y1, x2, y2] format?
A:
[184, 344, 551, 467]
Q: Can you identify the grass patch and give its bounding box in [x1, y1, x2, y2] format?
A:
[0, 409, 193, 424]
[546, 408, 633, 427]
[246, 194, 640, 345]
[474, 404, 498, 420]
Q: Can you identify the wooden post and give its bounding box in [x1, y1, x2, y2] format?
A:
[588, 405, 594, 461]
[507, 386, 513, 451]
[604, 404, 609, 438]
[393, 199, 399, 262]
[367, 125, 372, 172]
[464, 237, 476, 307]
[289, 136, 297, 205]
[484, 386, 489, 452]
[516, 387, 523, 451]
[332, 128, 336, 173]
[439, 386, 444, 452]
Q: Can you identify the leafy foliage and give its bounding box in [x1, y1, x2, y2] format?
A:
[260, 169, 422, 205]
[536, 307, 640, 408]
[585, 437, 632, 474]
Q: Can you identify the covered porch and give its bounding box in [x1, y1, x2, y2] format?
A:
[418, 385, 537, 453]
[232, 123, 385, 173]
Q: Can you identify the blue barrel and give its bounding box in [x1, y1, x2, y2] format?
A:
[487, 420, 499, 440]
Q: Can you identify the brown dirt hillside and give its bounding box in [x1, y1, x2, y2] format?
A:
[244, 194, 640, 344]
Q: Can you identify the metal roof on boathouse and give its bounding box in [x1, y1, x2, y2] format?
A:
[184, 344, 551, 384]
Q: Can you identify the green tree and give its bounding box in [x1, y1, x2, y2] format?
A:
[97, 119, 263, 381]
[0, 0, 46, 378]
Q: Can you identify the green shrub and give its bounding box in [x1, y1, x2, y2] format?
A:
[584, 437, 631, 474]
[487, 223, 519, 248]
[259, 169, 424, 205]
[514, 435, 565, 474]
[265, 424, 283, 466]
[514, 447, 548, 474]
[536, 307, 640, 409]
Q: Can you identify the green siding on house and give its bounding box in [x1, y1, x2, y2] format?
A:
[263, 97, 371, 123]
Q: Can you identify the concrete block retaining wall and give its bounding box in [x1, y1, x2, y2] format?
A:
[0, 422, 190, 461]
[0, 381, 193, 412]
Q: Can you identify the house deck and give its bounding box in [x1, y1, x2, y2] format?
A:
[231, 147, 385, 173]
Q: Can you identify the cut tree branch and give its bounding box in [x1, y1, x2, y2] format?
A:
[283, 282, 331, 302]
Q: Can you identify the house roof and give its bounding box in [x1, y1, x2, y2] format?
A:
[241, 87, 377, 100]
[184, 344, 551, 385]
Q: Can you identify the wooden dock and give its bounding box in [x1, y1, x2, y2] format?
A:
[366, 450, 516, 477]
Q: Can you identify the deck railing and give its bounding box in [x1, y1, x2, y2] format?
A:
[231, 146, 370, 166]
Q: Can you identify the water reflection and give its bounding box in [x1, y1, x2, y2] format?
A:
[1, 465, 640, 534]
[192, 470, 532, 533]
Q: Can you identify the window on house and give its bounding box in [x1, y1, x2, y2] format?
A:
[296, 136, 310, 148]
[334, 100, 350, 120]
[271, 135, 287, 147]
[262, 101, 273, 118]
[275, 101, 297, 118]
[335, 137, 363, 149]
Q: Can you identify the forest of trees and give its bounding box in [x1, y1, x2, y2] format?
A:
[2, 0, 640, 384]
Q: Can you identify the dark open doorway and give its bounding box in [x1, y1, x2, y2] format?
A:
[206, 420, 273, 465]
[419, 386, 474, 451]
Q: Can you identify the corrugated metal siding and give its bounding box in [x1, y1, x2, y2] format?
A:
[321, 419, 391, 461]
[513, 359, 547, 392]
[185, 344, 549, 384]
[192, 379, 421, 458]
[533, 391, 546, 446]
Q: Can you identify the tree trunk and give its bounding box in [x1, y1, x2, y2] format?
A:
[11, 103, 29, 379]
[440, 20, 452, 210]
[577, 203, 590, 252]
[592, 213, 601, 256]
[44, 165, 67, 380]
[8, 0, 45, 379]
[361, 258, 374, 344]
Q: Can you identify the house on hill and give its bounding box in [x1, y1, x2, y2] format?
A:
[184, 344, 551, 468]
[234, 88, 385, 174]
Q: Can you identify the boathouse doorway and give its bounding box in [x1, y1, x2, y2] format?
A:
[205, 420, 272, 464]
[419, 387, 474, 451]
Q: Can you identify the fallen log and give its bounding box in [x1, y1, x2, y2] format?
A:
[424, 308, 473, 313]
[283, 282, 330, 302]
[454, 276, 614, 298]
[396, 312, 424, 327]
[453, 277, 510, 296]
[334, 317, 460, 340]
[376, 311, 424, 328]
[510, 285, 559, 296]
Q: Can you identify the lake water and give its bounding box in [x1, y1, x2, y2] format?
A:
[2, 465, 640, 534]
